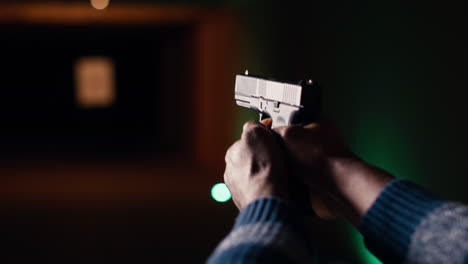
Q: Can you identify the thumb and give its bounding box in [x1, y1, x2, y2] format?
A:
[309, 191, 339, 219]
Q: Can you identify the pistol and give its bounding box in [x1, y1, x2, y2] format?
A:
[234, 72, 321, 214]
[235, 72, 321, 128]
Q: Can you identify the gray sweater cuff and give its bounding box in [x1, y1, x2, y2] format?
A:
[359, 179, 445, 263]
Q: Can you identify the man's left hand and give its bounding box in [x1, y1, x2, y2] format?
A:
[224, 120, 289, 210]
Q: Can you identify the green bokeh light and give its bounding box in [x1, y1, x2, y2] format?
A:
[349, 228, 382, 264]
[211, 183, 232, 202]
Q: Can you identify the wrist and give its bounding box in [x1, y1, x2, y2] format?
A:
[235, 197, 297, 226]
[242, 175, 289, 210]
[325, 156, 394, 226]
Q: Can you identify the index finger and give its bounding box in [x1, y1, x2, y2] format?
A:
[260, 118, 273, 128]
[303, 123, 320, 129]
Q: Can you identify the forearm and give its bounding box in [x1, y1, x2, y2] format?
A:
[328, 158, 468, 263]
[325, 157, 394, 226]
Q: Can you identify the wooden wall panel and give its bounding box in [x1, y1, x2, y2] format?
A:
[0, 3, 203, 25]
[194, 13, 239, 176]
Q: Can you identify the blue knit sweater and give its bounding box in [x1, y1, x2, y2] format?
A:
[207, 179, 468, 263]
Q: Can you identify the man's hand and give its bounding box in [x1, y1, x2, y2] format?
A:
[274, 122, 353, 193]
[224, 120, 289, 210]
[275, 122, 394, 225]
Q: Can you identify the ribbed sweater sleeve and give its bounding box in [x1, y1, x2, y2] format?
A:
[206, 197, 315, 264]
[360, 179, 468, 264]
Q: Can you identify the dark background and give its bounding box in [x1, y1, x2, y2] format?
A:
[1, 0, 468, 263]
[239, 0, 468, 201]
[0, 24, 192, 158]
[237, 0, 468, 262]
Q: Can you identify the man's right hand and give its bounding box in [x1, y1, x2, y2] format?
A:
[274, 122, 394, 226]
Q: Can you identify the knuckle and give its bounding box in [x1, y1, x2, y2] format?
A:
[223, 170, 229, 183]
[242, 120, 259, 132]
[248, 125, 265, 136]
[279, 126, 301, 141]
[224, 148, 231, 163]
[243, 120, 269, 139]
[225, 140, 240, 162]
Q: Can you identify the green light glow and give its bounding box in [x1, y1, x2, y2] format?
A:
[211, 183, 232, 202]
[349, 228, 382, 264]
